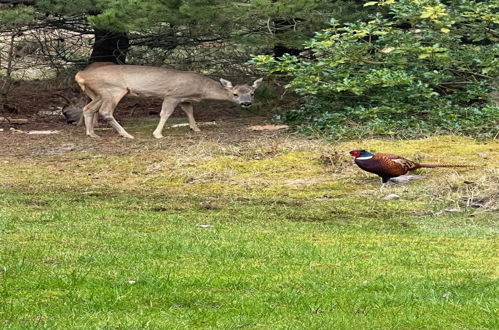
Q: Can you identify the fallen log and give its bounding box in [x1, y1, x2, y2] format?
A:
[0, 116, 29, 124]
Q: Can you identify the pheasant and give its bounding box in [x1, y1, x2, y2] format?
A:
[349, 150, 472, 184]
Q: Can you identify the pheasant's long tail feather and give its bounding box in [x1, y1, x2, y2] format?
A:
[417, 163, 474, 168]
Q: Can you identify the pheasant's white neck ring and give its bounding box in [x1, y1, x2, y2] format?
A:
[356, 156, 374, 160]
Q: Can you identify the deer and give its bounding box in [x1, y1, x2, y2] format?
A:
[74, 64, 263, 139]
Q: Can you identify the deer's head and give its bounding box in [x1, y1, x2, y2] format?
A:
[220, 78, 263, 107]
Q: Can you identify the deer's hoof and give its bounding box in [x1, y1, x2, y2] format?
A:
[87, 133, 100, 138]
[122, 134, 135, 139]
[191, 127, 201, 132]
[153, 133, 164, 139]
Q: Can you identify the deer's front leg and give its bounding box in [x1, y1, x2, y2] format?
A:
[153, 98, 180, 139]
[179, 102, 200, 132]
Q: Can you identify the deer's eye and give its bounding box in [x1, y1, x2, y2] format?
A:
[233, 94, 239, 97]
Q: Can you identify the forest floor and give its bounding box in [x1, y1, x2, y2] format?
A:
[0, 101, 498, 328]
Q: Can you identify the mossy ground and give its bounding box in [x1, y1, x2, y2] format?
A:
[0, 118, 498, 328]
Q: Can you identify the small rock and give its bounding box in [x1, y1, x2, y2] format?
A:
[445, 208, 461, 213]
[389, 175, 424, 184]
[477, 152, 489, 159]
[381, 194, 400, 200]
[197, 224, 213, 228]
[127, 280, 136, 284]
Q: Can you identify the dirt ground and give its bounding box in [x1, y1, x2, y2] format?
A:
[0, 113, 287, 158]
[0, 117, 290, 157]
[1, 81, 285, 157]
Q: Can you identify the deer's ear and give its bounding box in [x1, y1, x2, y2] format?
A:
[219, 78, 233, 89]
[252, 78, 263, 89]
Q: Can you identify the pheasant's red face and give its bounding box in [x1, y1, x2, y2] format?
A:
[350, 151, 362, 157]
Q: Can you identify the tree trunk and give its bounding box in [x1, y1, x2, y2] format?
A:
[272, 19, 302, 58]
[89, 29, 129, 64]
[0, 32, 17, 112]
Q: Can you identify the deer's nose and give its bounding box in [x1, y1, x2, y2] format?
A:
[241, 102, 252, 107]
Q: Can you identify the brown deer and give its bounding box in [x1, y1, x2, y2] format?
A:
[75, 65, 263, 139]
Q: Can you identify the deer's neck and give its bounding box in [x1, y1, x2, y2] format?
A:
[203, 79, 233, 102]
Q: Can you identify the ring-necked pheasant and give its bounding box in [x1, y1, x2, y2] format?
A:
[349, 150, 472, 184]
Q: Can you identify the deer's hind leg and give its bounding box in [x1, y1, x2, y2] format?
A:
[78, 87, 101, 128]
[179, 102, 200, 132]
[98, 89, 133, 139]
[82, 97, 103, 138]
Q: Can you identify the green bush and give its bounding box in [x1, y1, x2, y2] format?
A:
[252, 0, 499, 139]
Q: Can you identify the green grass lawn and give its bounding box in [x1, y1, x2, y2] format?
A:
[0, 124, 498, 329]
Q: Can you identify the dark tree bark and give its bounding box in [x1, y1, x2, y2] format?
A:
[89, 29, 129, 64]
[272, 19, 303, 58]
[273, 44, 301, 58]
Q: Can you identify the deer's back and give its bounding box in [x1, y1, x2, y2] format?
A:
[77, 65, 217, 98]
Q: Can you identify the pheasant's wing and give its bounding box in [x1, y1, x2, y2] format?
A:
[376, 153, 419, 171]
[373, 153, 417, 174]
